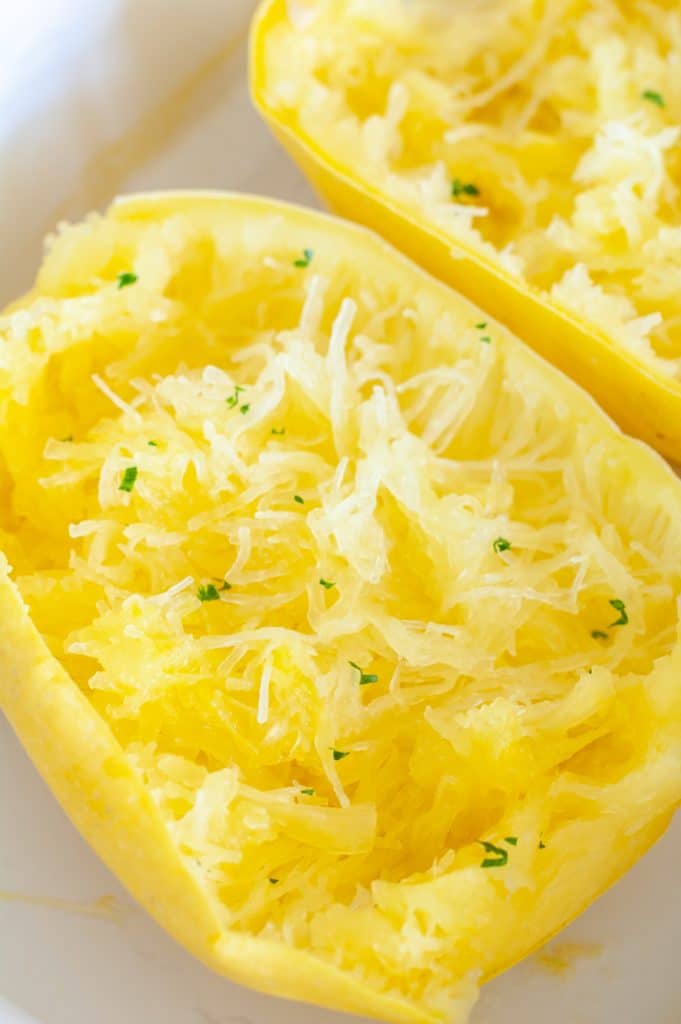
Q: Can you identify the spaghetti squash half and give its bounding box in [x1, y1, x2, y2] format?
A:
[0, 193, 680, 1023]
[252, 0, 681, 461]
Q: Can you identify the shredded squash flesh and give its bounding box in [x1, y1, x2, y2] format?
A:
[1, 197, 680, 1022]
[263, 0, 681, 377]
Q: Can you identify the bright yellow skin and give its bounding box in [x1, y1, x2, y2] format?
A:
[0, 194, 680, 1023]
[251, 0, 681, 462]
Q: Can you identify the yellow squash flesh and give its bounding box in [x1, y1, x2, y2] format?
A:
[0, 193, 680, 1024]
[251, 0, 681, 462]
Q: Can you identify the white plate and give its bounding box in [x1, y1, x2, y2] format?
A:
[0, 3, 679, 1023]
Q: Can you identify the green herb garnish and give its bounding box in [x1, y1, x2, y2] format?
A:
[452, 178, 480, 199]
[349, 661, 379, 686]
[60, 434, 73, 442]
[268, 877, 280, 885]
[212, 578, 232, 592]
[608, 599, 629, 627]
[118, 466, 138, 492]
[319, 578, 336, 590]
[294, 248, 314, 268]
[197, 583, 220, 603]
[240, 403, 250, 414]
[479, 840, 509, 869]
[642, 89, 665, 108]
[476, 322, 492, 343]
[591, 629, 609, 640]
[475, 322, 487, 329]
[116, 271, 138, 289]
[538, 838, 547, 850]
[493, 537, 511, 554]
[147, 440, 158, 447]
[332, 749, 350, 761]
[226, 385, 245, 409]
[504, 836, 518, 846]
[271, 427, 286, 436]
[300, 788, 316, 796]
[294, 494, 305, 504]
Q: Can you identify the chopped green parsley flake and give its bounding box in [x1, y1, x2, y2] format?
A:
[271, 427, 286, 436]
[147, 440, 158, 447]
[212, 578, 232, 592]
[268, 877, 279, 885]
[118, 466, 138, 492]
[240, 403, 250, 414]
[608, 599, 629, 627]
[642, 89, 665, 107]
[591, 629, 609, 640]
[226, 385, 245, 409]
[319, 578, 336, 590]
[60, 434, 73, 442]
[294, 494, 305, 504]
[452, 178, 480, 199]
[476, 322, 488, 330]
[332, 749, 350, 761]
[349, 661, 379, 686]
[538, 838, 547, 850]
[294, 248, 314, 268]
[479, 840, 509, 868]
[300, 788, 316, 796]
[493, 537, 511, 554]
[116, 271, 138, 289]
[504, 836, 518, 846]
[197, 583, 220, 603]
